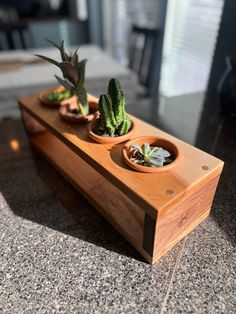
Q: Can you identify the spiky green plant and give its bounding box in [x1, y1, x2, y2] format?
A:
[130, 143, 172, 167]
[35, 39, 88, 115]
[45, 90, 71, 102]
[94, 78, 131, 136]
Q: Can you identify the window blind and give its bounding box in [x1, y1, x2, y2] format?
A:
[160, 0, 224, 97]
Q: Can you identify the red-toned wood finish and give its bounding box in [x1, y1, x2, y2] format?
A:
[18, 93, 224, 264]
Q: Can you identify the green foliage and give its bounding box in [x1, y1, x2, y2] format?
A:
[130, 143, 172, 167]
[45, 90, 71, 102]
[35, 39, 88, 115]
[94, 78, 131, 136]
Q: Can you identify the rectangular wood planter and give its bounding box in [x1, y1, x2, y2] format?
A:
[18, 94, 224, 264]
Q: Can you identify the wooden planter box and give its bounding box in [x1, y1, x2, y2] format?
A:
[18, 94, 224, 264]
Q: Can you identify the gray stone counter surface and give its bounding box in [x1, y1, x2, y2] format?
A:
[0, 111, 235, 313]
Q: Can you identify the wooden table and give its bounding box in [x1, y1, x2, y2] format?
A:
[0, 45, 135, 120]
[0, 45, 131, 89]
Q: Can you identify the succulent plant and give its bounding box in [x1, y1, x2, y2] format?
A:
[45, 90, 71, 102]
[35, 39, 89, 115]
[94, 78, 131, 136]
[130, 143, 172, 167]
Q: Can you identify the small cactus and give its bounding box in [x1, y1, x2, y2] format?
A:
[35, 39, 89, 115]
[94, 78, 131, 136]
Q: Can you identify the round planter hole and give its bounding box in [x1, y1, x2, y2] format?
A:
[122, 136, 181, 173]
[202, 165, 209, 170]
[166, 189, 174, 195]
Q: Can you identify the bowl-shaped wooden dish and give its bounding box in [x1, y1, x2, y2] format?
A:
[88, 119, 136, 144]
[122, 136, 180, 173]
[59, 93, 99, 123]
[38, 86, 76, 108]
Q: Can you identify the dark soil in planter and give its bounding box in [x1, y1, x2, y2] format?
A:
[59, 101, 98, 124]
[65, 104, 96, 116]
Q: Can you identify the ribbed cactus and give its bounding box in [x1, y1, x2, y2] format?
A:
[35, 39, 89, 115]
[94, 78, 131, 136]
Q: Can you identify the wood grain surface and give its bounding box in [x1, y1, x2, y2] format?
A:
[30, 131, 153, 263]
[153, 175, 220, 261]
[18, 94, 223, 220]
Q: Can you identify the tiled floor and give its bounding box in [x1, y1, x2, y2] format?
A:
[0, 86, 235, 313]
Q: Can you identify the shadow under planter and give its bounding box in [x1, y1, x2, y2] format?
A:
[31, 149, 146, 262]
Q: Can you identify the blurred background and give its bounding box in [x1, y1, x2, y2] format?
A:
[0, 0, 235, 148]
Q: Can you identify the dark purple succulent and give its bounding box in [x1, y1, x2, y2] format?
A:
[35, 39, 88, 115]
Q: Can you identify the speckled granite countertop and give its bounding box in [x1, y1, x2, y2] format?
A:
[0, 89, 235, 313]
